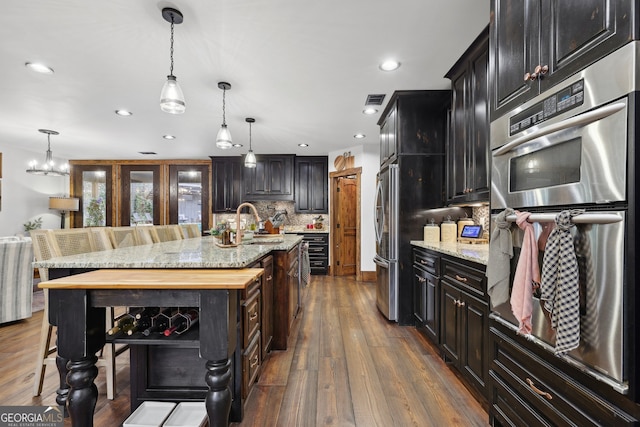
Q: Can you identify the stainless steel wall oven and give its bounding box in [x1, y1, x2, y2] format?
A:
[489, 41, 640, 396]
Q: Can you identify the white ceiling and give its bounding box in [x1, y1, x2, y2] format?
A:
[0, 0, 489, 161]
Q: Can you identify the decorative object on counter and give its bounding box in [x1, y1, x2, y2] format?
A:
[49, 196, 79, 229]
[215, 82, 233, 149]
[423, 218, 439, 243]
[486, 208, 514, 309]
[457, 224, 488, 245]
[26, 129, 69, 176]
[159, 8, 185, 114]
[244, 118, 257, 168]
[440, 216, 457, 243]
[313, 215, 324, 229]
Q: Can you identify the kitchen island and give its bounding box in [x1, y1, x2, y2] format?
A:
[35, 234, 303, 427]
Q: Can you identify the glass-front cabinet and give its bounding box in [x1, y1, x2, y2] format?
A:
[71, 164, 113, 228]
[70, 160, 210, 229]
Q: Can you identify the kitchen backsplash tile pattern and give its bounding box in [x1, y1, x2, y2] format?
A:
[213, 201, 328, 231]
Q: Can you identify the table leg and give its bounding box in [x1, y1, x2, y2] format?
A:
[55, 354, 69, 415]
[205, 358, 232, 427]
[66, 356, 99, 426]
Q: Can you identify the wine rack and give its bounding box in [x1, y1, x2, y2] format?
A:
[105, 307, 200, 346]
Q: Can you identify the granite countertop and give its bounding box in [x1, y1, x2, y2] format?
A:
[34, 234, 303, 269]
[410, 240, 489, 265]
[283, 226, 329, 234]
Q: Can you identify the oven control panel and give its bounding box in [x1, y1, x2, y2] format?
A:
[509, 79, 584, 135]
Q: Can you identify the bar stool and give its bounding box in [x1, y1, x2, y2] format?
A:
[31, 229, 124, 399]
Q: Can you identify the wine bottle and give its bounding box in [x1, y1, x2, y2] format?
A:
[142, 308, 173, 336]
[163, 309, 199, 336]
[107, 315, 134, 335]
[135, 307, 160, 320]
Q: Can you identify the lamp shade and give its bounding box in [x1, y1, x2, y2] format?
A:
[49, 197, 79, 211]
[245, 150, 257, 168]
[216, 124, 233, 149]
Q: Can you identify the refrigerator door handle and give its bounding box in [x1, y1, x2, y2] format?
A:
[374, 179, 384, 244]
[373, 254, 389, 268]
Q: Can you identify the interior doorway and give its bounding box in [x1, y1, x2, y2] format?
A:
[330, 167, 361, 279]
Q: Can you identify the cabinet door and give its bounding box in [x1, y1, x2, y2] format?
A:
[211, 157, 243, 213]
[295, 156, 328, 213]
[540, 0, 635, 93]
[468, 37, 490, 198]
[447, 70, 468, 200]
[490, 0, 541, 119]
[168, 164, 210, 232]
[385, 106, 397, 164]
[440, 281, 461, 364]
[461, 290, 488, 395]
[120, 165, 161, 226]
[244, 155, 294, 201]
[413, 265, 427, 326]
[260, 255, 274, 359]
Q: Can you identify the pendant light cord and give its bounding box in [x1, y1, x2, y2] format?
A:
[169, 18, 175, 76]
[249, 121, 252, 150]
[222, 88, 227, 125]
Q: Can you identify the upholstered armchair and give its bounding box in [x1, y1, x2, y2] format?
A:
[0, 238, 34, 324]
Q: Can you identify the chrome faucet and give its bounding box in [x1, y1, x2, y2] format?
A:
[236, 202, 262, 243]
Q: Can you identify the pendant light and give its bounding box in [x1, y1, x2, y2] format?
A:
[216, 82, 233, 149]
[159, 8, 185, 114]
[26, 129, 69, 176]
[244, 118, 257, 168]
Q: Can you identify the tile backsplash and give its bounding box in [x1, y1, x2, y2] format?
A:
[212, 201, 328, 230]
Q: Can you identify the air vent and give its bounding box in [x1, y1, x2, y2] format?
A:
[138, 151, 157, 155]
[365, 94, 386, 105]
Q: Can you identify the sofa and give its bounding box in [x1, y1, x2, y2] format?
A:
[0, 237, 34, 324]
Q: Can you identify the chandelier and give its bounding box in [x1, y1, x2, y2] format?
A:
[26, 129, 69, 176]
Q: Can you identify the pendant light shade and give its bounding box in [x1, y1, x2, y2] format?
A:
[159, 8, 185, 114]
[216, 82, 233, 149]
[26, 129, 69, 176]
[244, 118, 257, 168]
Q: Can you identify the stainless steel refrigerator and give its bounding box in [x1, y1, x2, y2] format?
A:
[374, 164, 398, 320]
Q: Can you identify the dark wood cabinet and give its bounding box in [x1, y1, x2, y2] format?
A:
[300, 233, 328, 275]
[243, 155, 294, 201]
[490, 0, 636, 119]
[294, 156, 328, 214]
[272, 243, 300, 350]
[260, 255, 274, 359]
[446, 27, 490, 204]
[413, 247, 440, 344]
[211, 156, 243, 213]
[378, 90, 451, 168]
[489, 320, 639, 426]
[440, 257, 489, 398]
[240, 278, 262, 399]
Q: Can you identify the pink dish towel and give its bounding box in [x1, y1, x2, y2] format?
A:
[510, 211, 540, 335]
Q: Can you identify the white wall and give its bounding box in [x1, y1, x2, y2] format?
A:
[328, 143, 379, 273]
[0, 144, 69, 236]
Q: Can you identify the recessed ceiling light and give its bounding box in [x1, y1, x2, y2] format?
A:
[115, 109, 132, 116]
[354, 133, 366, 139]
[232, 143, 243, 148]
[298, 143, 309, 147]
[163, 134, 175, 140]
[363, 107, 378, 115]
[379, 60, 401, 71]
[25, 62, 54, 74]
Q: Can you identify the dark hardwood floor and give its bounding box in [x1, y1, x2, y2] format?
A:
[0, 275, 489, 426]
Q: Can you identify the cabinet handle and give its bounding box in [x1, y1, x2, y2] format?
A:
[458, 300, 465, 307]
[266, 275, 273, 281]
[524, 72, 532, 82]
[249, 312, 258, 321]
[416, 275, 426, 283]
[250, 355, 259, 368]
[536, 64, 549, 76]
[419, 259, 428, 264]
[455, 274, 468, 282]
[526, 378, 553, 400]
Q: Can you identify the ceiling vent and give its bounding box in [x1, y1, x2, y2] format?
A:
[365, 94, 386, 105]
[138, 151, 157, 155]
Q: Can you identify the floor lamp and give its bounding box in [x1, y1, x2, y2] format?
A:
[49, 197, 79, 229]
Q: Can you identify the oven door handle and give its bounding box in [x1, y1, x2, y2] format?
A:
[505, 212, 622, 224]
[493, 101, 626, 157]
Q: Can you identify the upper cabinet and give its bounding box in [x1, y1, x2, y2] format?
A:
[243, 155, 294, 201]
[490, 0, 636, 120]
[378, 90, 451, 167]
[211, 156, 244, 213]
[445, 27, 490, 205]
[294, 156, 328, 214]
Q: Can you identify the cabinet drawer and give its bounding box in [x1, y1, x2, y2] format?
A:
[242, 332, 261, 399]
[441, 258, 485, 297]
[490, 326, 637, 426]
[242, 290, 260, 348]
[413, 247, 439, 276]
